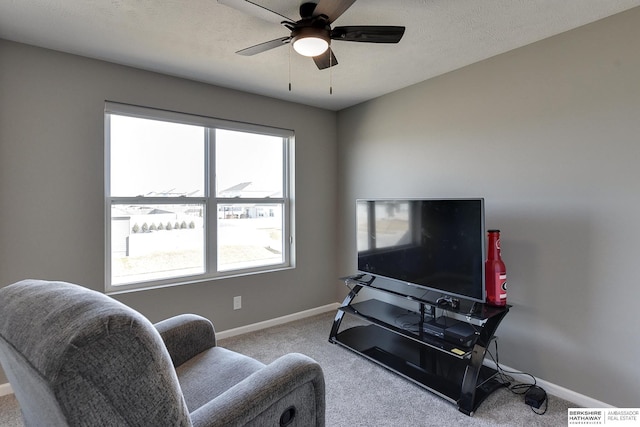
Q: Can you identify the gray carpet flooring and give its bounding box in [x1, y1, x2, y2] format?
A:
[0, 311, 574, 426]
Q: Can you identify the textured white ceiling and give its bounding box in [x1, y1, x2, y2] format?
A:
[1, 0, 639, 110]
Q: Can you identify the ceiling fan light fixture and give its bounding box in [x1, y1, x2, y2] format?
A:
[291, 27, 330, 57]
[293, 37, 329, 57]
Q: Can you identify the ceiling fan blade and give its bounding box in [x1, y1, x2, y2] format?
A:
[218, 0, 293, 25]
[236, 37, 291, 56]
[313, 0, 357, 23]
[313, 48, 338, 70]
[331, 26, 406, 43]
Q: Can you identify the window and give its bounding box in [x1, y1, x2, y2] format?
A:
[105, 103, 294, 293]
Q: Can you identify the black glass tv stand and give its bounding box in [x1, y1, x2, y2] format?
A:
[328, 275, 510, 416]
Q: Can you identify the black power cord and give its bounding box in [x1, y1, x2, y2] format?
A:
[487, 339, 549, 415]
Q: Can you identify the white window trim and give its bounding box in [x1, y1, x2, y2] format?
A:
[104, 102, 295, 294]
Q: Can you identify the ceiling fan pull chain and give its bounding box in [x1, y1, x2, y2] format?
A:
[288, 43, 292, 92]
[329, 49, 333, 95]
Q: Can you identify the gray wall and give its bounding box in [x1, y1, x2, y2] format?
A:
[3, 7, 639, 406]
[336, 8, 640, 407]
[0, 40, 338, 384]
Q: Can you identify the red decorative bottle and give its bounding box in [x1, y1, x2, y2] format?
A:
[485, 229, 507, 306]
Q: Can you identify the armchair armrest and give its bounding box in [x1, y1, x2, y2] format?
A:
[154, 314, 216, 368]
[190, 353, 325, 427]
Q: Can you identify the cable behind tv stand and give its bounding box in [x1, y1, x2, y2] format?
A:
[328, 275, 510, 416]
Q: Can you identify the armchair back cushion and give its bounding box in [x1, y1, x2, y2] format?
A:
[0, 280, 191, 426]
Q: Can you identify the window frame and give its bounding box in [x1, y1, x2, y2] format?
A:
[104, 102, 294, 294]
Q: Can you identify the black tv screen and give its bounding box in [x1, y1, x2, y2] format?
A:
[356, 199, 486, 303]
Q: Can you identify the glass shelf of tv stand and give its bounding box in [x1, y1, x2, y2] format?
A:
[339, 299, 477, 359]
[342, 275, 507, 322]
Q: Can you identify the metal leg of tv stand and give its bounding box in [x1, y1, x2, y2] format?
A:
[457, 309, 508, 415]
[329, 284, 362, 342]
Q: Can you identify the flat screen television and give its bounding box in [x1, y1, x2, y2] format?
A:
[356, 198, 486, 303]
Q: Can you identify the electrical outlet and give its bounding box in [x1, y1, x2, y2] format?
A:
[233, 296, 242, 310]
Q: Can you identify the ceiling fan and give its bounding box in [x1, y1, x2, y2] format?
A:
[218, 0, 406, 70]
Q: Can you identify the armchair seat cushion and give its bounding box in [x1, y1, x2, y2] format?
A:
[176, 346, 265, 412]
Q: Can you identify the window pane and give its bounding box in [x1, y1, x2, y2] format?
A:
[216, 130, 283, 198]
[218, 204, 283, 271]
[106, 103, 293, 292]
[110, 115, 205, 197]
[111, 203, 205, 285]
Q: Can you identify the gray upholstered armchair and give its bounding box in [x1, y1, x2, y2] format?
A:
[0, 280, 325, 426]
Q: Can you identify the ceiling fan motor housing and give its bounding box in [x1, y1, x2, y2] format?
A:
[291, 25, 331, 47]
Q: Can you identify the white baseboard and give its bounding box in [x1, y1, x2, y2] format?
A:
[0, 382, 13, 396]
[0, 302, 611, 409]
[215, 302, 341, 340]
[483, 359, 612, 408]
